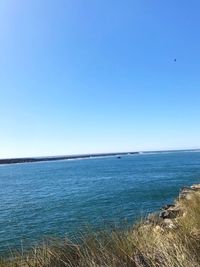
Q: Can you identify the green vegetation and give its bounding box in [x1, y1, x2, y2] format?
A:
[1, 189, 200, 267]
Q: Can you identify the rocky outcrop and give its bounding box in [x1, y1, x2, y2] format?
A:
[147, 184, 200, 229]
[179, 184, 200, 200]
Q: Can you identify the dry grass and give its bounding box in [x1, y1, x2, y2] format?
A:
[1, 191, 200, 267]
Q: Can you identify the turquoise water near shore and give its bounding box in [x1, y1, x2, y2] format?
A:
[0, 151, 200, 253]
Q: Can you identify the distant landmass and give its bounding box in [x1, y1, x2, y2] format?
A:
[0, 152, 138, 165]
[0, 149, 199, 165]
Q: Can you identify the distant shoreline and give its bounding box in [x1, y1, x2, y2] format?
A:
[0, 149, 199, 165]
[0, 152, 138, 165]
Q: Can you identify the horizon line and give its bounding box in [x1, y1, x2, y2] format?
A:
[0, 148, 200, 165]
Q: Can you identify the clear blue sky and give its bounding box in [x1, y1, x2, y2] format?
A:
[0, 0, 200, 158]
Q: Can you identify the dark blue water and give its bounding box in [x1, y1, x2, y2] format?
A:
[0, 151, 200, 253]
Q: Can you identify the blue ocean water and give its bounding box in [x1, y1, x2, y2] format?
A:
[0, 151, 200, 254]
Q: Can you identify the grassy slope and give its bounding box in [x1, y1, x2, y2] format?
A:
[1, 187, 200, 267]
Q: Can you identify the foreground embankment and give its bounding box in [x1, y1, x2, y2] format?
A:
[1, 184, 200, 267]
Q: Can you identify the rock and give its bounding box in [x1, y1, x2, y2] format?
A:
[159, 209, 180, 219]
[179, 186, 197, 200]
[159, 210, 168, 219]
[179, 184, 200, 199]
[191, 184, 200, 190]
[162, 204, 175, 210]
[146, 184, 200, 230]
[179, 190, 193, 200]
[163, 219, 175, 229]
[147, 212, 162, 224]
[181, 186, 195, 191]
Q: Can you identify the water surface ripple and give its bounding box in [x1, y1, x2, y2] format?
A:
[0, 151, 200, 253]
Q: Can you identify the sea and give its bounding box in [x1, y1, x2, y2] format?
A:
[0, 150, 200, 254]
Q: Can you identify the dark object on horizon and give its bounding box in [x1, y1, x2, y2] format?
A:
[117, 156, 121, 159]
[174, 58, 177, 62]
